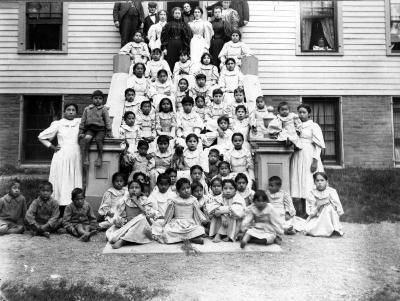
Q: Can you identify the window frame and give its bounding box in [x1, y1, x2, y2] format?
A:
[392, 97, 400, 166]
[18, 2, 68, 55]
[296, 1, 343, 56]
[386, 0, 400, 56]
[301, 96, 343, 166]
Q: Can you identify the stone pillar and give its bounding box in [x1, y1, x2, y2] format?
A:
[250, 138, 293, 192]
[85, 138, 123, 212]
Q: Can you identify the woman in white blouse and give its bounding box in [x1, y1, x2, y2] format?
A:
[38, 103, 82, 212]
[148, 10, 167, 51]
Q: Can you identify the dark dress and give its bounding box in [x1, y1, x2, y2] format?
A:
[210, 18, 229, 67]
[161, 19, 192, 71]
[113, 1, 145, 47]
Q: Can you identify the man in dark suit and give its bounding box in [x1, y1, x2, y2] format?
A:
[113, 0, 145, 47]
[207, 0, 249, 27]
[143, 2, 159, 44]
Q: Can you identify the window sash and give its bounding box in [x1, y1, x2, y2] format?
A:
[389, 0, 400, 53]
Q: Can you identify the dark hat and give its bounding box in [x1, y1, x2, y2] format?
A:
[148, 2, 157, 8]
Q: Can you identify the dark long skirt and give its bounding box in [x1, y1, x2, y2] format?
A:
[166, 38, 185, 71]
[209, 37, 225, 69]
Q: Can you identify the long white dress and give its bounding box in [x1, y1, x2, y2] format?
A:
[148, 21, 167, 51]
[188, 19, 214, 65]
[290, 120, 325, 199]
[38, 118, 82, 206]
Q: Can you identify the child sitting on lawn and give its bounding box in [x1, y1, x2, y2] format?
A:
[266, 176, 297, 235]
[235, 173, 255, 206]
[240, 190, 284, 248]
[25, 181, 62, 238]
[0, 180, 26, 235]
[157, 178, 207, 244]
[208, 179, 245, 242]
[98, 172, 128, 230]
[107, 180, 157, 249]
[79, 90, 112, 167]
[63, 188, 98, 242]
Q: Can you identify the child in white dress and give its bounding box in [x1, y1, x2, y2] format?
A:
[149, 69, 175, 111]
[194, 95, 207, 125]
[219, 58, 244, 105]
[136, 100, 156, 150]
[231, 105, 251, 150]
[173, 50, 195, 88]
[145, 48, 171, 82]
[123, 88, 141, 116]
[191, 73, 213, 104]
[204, 89, 229, 132]
[250, 96, 275, 139]
[149, 135, 173, 188]
[304, 172, 344, 237]
[227, 88, 250, 118]
[175, 78, 192, 114]
[120, 31, 150, 74]
[156, 98, 176, 140]
[176, 96, 204, 147]
[235, 173, 255, 206]
[127, 63, 150, 104]
[119, 111, 139, 173]
[189, 164, 209, 196]
[219, 30, 252, 70]
[195, 53, 219, 87]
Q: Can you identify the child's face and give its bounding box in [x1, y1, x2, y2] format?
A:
[279, 105, 290, 117]
[157, 179, 170, 194]
[298, 107, 310, 122]
[186, 137, 198, 151]
[92, 96, 103, 107]
[191, 169, 202, 182]
[231, 33, 240, 43]
[178, 80, 188, 91]
[178, 183, 192, 199]
[129, 182, 142, 196]
[196, 98, 205, 108]
[253, 197, 267, 210]
[159, 11, 167, 22]
[268, 181, 281, 194]
[126, 91, 135, 102]
[234, 92, 244, 103]
[183, 103, 193, 114]
[226, 60, 235, 71]
[141, 103, 152, 115]
[133, 32, 142, 43]
[152, 52, 161, 61]
[315, 175, 327, 191]
[211, 181, 222, 195]
[214, 8, 222, 18]
[232, 135, 244, 149]
[40, 186, 53, 200]
[159, 73, 168, 83]
[134, 65, 145, 77]
[208, 152, 219, 164]
[113, 176, 125, 190]
[73, 193, 85, 208]
[223, 183, 236, 198]
[196, 78, 206, 87]
[138, 145, 149, 156]
[219, 164, 230, 176]
[169, 172, 177, 184]
[9, 183, 21, 198]
[213, 94, 223, 104]
[136, 175, 146, 184]
[161, 100, 172, 112]
[218, 120, 229, 131]
[125, 114, 136, 126]
[192, 186, 203, 200]
[236, 108, 246, 120]
[180, 54, 188, 63]
[64, 105, 77, 120]
[256, 98, 265, 109]
[149, 6, 156, 14]
[158, 141, 169, 153]
[202, 55, 211, 65]
[236, 178, 247, 192]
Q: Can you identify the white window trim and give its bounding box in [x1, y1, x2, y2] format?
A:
[18, 2, 68, 54]
[385, 0, 400, 56]
[295, 1, 343, 56]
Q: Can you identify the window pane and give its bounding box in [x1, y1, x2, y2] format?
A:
[303, 98, 340, 164]
[393, 98, 400, 162]
[390, 0, 400, 53]
[301, 1, 337, 52]
[23, 96, 62, 163]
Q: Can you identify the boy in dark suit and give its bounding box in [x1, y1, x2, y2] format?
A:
[143, 2, 159, 44]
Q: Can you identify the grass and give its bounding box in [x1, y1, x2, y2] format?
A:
[0, 278, 168, 301]
[0, 168, 400, 223]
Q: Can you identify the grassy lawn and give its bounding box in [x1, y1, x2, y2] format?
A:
[1, 168, 399, 223]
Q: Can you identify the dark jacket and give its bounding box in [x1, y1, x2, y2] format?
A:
[113, 1, 145, 24]
[143, 14, 159, 37]
[207, 0, 249, 27]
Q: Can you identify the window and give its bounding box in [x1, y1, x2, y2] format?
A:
[393, 98, 400, 164]
[18, 2, 68, 54]
[302, 97, 341, 164]
[22, 96, 62, 164]
[387, 0, 400, 54]
[298, 1, 342, 55]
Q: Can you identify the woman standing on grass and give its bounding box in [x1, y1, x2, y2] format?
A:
[290, 104, 325, 218]
[38, 103, 82, 215]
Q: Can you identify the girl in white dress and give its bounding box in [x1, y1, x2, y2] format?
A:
[219, 30, 251, 70]
[149, 69, 175, 111]
[219, 58, 244, 105]
[195, 53, 219, 87]
[290, 104, 325, 217]
[127, 63, 150, 104]
[303, 172, 344, 237]
[145, 48, 171, 83]
[188, 7, 214, 65]
[148, 10, 167, 51]
[38, 103, 82, 209]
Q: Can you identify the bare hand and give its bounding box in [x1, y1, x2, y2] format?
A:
[310, 159, 318, 173]
[114, 21, 120, 28]
[50, 145, 61, 153]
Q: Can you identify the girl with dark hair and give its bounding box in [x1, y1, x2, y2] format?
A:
[127, 62, 150, 104]
[38, 103, 82, 208]
[149, 69, 175, 110]
[218, 30, 252, 70]
[161, 7, 192, 70]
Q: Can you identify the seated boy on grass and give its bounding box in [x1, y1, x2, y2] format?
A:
[0, 180, 26, 235]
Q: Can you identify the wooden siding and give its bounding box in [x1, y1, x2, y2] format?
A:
[0, 1, 400, 95]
